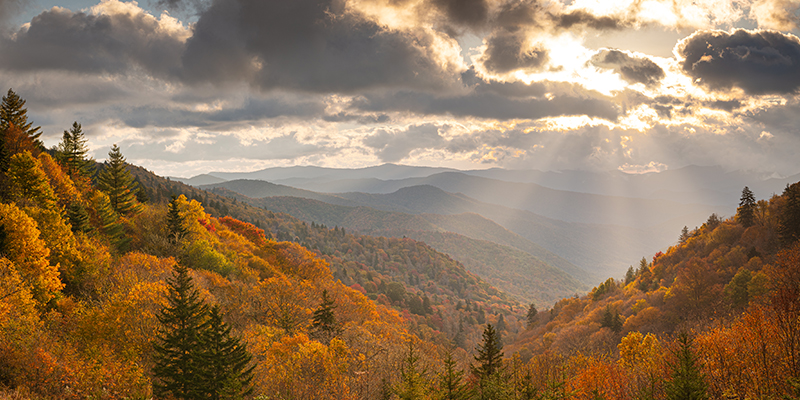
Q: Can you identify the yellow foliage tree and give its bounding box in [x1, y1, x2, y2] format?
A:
[37, 152, 80, 209]
[0, 202, 62, 304]
[7, 150, 58, 210]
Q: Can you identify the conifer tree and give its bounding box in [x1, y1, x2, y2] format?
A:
[679, 226, 690, 243]
[779, 182, 800, 246]
[435, 351, 471, 400]
[737, 186, 756, 228]
[55, 121, 94, 177]
[311, 289, 341, 343]
[472, 323, 504, 380]
[6, 151, 57, 210]
[97, 144, 142, 216]
[0, 89, 43, 151]
[199, 305, 255, 399]
[168, 195, 188, 243]
[665, 332, 708, 400]
[153, 263, 210, 400]
[66, 201, 92, 234]
[526, 303, 538, 328]
[624, 266, 635, 285]
[395, 340, 429, 400]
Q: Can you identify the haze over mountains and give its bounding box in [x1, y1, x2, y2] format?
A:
[173, 164, 795, 302]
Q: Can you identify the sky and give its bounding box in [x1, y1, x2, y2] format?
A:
[1, 0, 800, 178]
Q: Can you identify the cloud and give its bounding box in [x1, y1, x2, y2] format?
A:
[677, 29, 800, 95]
[180, 0, 461, 93]
[479, 31, 549, 73]
[591, 49, 665, 86]
[0, 0, 25, 27]
[749, 0, 800, 30]
[431, 0, 489, 29]
[618, 161, 669, 174]
[0, 1, 189, 78]
[363, 123, 447, 162]
[353, 88, 619, 121]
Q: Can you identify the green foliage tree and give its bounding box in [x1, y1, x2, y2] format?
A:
[724, 268, 752, 311]
[55, 121, 94, 177]
[311, 289, 341, 343]
[6, 151, 57, 210]
[168, 195, 188, 243]
[97, 144, 142, 216]
[737, 186, 757, 228]
[199, 305, 255, 400]
[665, 332, 709, 400]
[472, 324, 510, 399]
[0, 88, 43, 151]
[435, 351, 471, 400]
[395, 340, 430, 400]
[153, 263, 210, 399]
[526, 302, 538, 328]
[66, 201, 92, 233]
[680, 226, 690, 243]
[600, 305, 623, 333]
[625, 266, 635, 285]
[779, 182, 800, 246]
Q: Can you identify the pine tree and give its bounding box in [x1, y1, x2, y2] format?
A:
[600, 305, 623, 333]
[55, 121, 94, 178]
[395, 340, 429, 400]
[624, 266, 635, 285]
[97, 144, 142, 216]
[472, 324, 504, 380]
[737, 186, 756, 228]
[198, 305, 255, 400]
[6, 151, 57, 210]
[526, 303, 538, 328]
[168, 195, 188, 243]
[679, 226, 690, 243]
[153, 263, 210, 400]
[0, 89, 43, 151]
[66, 201, 92, 233]
[665, 332, 708, 400]
[779, 182, 800, 246]
[311, 289, 341, 343]
[435, 351, 472, 400]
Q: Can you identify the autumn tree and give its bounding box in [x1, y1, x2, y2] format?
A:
[55, 121, 94, 178]
[152, 263, 209, 399]
[97, 144, 142, 216]
[6, 151, 57, 210]
[738, 186, 756, 228]
[665, 332, 708, 400]
[199, 305, 255, 399]
[1, 89, 43, 151]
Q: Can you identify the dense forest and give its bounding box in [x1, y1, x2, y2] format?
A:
[1, 87, 800, 399]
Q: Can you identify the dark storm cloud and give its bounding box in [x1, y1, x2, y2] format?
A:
[353, 90, 619, 121]
[591, 49, 665, 86]
[180, 0, 458, 93]
[479, 31, 548, 73]
[554, 9, 627, 30]
[0, 0, 26, 26]
[678, 29, 800, 95]
[431, 0, 489, 29]
[363, 123, 447, 162]
[0, 6, 185, 78]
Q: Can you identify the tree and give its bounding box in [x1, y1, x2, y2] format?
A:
[311, 289, 341, 343]
[0, 89, 43, 151]
[395, 339, 430, 400]
[55, 121, 93, 177]
[6, 151, 57, 210]
[665, 332, 708, 400]
[600, 306, 623, 333]
[737, 186, 756, 228]
[680, 226, 690, 243]
[97, 144, 142, 216]
[168, 195, 188, 243]
[199, 305, 255, 400]
[152, 263, 210, 400]
[435, 351, 471, 400]
[526, 303, 538, 328]
[779, 182, 800, 246]
[472, 323, 504, 380]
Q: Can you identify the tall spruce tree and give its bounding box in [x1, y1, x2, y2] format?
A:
[0, 89, 43, 151]
[472, 323, 504, 380]
[526, 303, 538, 328]
[779, 182, 800, 246]
[153, 263, 210, 400]
[737, 186, 757, 228]
[55, 122, 93, 177]
[665, 332, 709, 400]
[395, 340, 429, 400]
[168, 195, 188, 243]
[97, 144, 142, 216]
[435, 351, 472, 400]
[311, 289, 341, 343]
[199, 305, 255, 400]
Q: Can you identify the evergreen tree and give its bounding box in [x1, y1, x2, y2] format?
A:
[55, 121, 94, 177]
[153, 263, 210, 400]
[624, 266, 635, 285]
[435, 351, 472, 400]
[168, 195, 188, 243]
[665, 332, 709, 400]
[311, 289, 340, 343]
[600, 305, 623, 333]
[97, 144, 142, 216]
[6, 151, 57, 210]
[737, 186, 757, 228]
[472, 324, 504, 380]
[198, 305, 255, 400]
[395, 340, 429, 400]
[66, 201, 92, 234]
[526, 303, 538, 328]
[0, 89, 43, 151]
[680, 226, 690, 243]
[779, 182, 800, 246]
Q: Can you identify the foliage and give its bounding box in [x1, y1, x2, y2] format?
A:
[738, 186, 757, 228]
[97, 144, 142, 216]
[0, 89, 42, 151]
[54, 122, 93, 178]
[665, 332, 708, 400]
